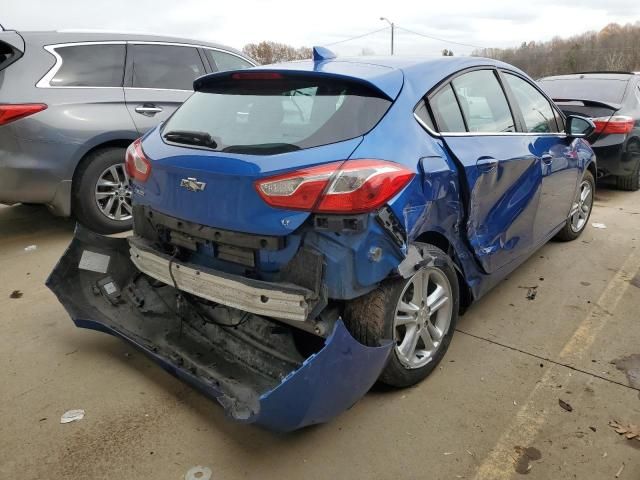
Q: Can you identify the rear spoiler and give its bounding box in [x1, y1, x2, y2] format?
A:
[193, 69, 400, 101]
[552, 98, 621, 111]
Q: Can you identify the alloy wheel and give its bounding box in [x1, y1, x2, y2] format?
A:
[570, 180, 593, 233]
[94, 163, 133, 221]
[394, 267, 453, 369]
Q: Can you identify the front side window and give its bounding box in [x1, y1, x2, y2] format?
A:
[163, 76, 391, 155]
[430, 84, 466, 132]
[206, 50, 252, 72]
[451, 70, 515, 133]
[50, 44, 125, 87]
[504, 73, 558, 133]
[131, 44, 205, 90]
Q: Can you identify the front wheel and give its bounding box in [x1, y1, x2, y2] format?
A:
[555, 170, 595, 242]
[343, 243, 460, 388]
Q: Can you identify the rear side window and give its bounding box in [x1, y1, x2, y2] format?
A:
[206, 50, 252, 72]
[451, 70, 515, 133]
[430, 84, 466, 132]
[163, 76, 392, 155]
[131, 44, 205, 90]
[414, 99, 435, 130]
[49, 44, 125, 87]
[504, 73, 558, 133]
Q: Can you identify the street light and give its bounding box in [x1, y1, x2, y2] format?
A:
[380, 17, 394, 55]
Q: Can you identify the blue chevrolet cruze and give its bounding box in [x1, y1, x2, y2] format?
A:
[49, 48, 597, 431]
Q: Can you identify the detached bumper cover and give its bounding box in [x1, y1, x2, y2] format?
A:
[46, 226, 392, 432]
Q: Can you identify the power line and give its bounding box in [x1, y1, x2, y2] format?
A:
[323, 26, 390, 47]
[395, 26, 486, 49]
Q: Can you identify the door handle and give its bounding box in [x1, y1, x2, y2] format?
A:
[541, 153, 553, 165]
[476, 156, 498, 173]
[135, 105, 163, 116]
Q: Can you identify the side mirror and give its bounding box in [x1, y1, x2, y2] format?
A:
[566, 115, 595, 138]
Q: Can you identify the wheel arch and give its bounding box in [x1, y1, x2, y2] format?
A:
[586, 159, 597, 181]
[70, 139, 135, 214]
[414, 230, 474, 312]
[72, 139, 134, 184]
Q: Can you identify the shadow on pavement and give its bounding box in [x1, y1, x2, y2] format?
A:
[0, 203, 75, 240]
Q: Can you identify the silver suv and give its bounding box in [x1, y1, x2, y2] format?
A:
[0, 30, 255, 233]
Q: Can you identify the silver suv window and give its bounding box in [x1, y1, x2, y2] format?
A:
[206, 50, 252, 72]
[50, 44, 125, 87]
[131, 44, 205, 91]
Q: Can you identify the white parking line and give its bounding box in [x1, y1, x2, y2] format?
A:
[473, 249, 640, 480]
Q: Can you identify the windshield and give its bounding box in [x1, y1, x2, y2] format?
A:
[538, 77, 630, 105]
[162, 76, 392, 155]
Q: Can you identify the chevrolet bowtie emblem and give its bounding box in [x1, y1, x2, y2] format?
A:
[180, 177, 207, 192]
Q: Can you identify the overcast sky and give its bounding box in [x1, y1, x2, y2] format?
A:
[2, 0, 639, 56]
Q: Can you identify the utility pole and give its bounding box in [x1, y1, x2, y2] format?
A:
[380, 17, 394, 55]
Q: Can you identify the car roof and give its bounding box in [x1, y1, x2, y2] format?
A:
[246, 56, 524, 101]
[16, 30, 248, 59]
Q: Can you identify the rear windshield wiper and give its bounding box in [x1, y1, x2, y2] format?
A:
[163, 130, 218, 149]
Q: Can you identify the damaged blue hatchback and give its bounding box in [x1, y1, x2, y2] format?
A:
[48, 48, 597, 432]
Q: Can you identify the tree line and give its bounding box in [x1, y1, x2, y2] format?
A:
[242, 41, 311, 65]
[472, 22, 640, 78]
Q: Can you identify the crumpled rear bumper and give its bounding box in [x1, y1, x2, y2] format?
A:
[46, 226, 392, 432]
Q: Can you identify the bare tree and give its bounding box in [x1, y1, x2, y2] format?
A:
[473, 22, 640, 77]
[242, 41, 312, 65]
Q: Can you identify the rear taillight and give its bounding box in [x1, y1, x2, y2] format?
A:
[592, 115, 635, 135]
[255, 160, 415, 213]
[0, 104, 47, 126]
[125, 139, 151, 182]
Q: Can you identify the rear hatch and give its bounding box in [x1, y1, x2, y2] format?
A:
[134, 70, 399, 236]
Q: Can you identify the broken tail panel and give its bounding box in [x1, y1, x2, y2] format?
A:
[46, 226, 392, 432]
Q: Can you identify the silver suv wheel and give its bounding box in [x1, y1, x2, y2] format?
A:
[95, 163, 132, 221]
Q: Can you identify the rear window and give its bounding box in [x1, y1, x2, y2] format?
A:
[206, 50, 252, 72]
[538, 77, 630, 105]
[162, 76, 392, 155]
[0, 42, 19, 72]
[49, 44, 125, 87]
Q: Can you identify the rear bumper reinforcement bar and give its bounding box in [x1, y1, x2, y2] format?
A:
[129, 238, 311, 322]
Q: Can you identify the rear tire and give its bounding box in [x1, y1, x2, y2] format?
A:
[615, 149, 640, 191]
[72, 147, 132, 234]
[343, 243, 459, 388]
[555, 170, 595, 242]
